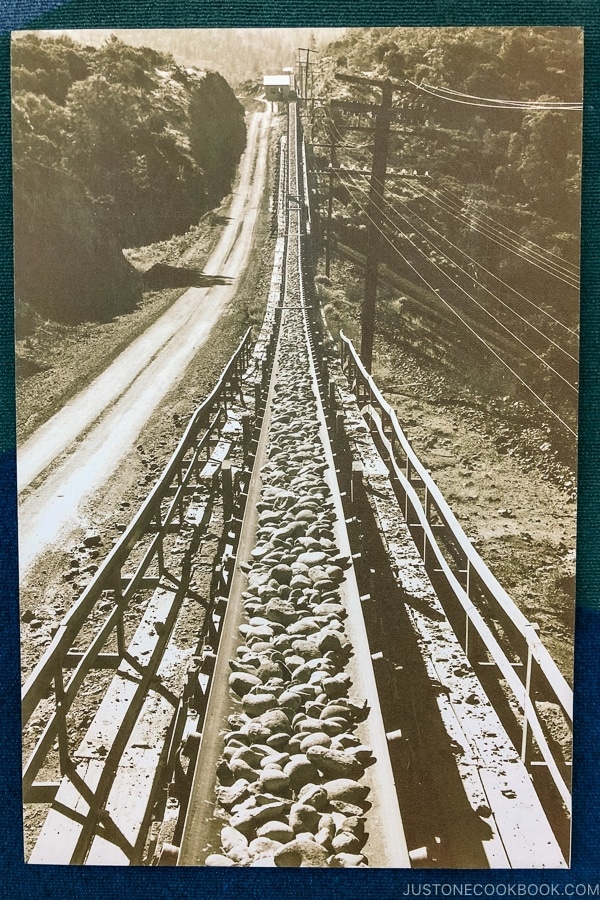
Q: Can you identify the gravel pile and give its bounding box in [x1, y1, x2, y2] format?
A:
[206, 306, 375, 868]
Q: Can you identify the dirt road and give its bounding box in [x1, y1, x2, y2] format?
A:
[17, 106, 272, 576]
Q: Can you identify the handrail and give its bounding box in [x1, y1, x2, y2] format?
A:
[22, 328, 252, 728]
[338, 330, 572, 810]
[339, 330, 572, 721]
[365, 403, 571, 810]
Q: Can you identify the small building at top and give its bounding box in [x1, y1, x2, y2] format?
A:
[263, 73, 293, 103]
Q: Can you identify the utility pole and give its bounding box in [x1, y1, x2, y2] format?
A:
[325, 139, 337, 278]
[296, 50, 304, 100]
[333, 73, 401, 372]
[362, 79, 392, 373]
[308, 136, 340, 278]
[299, 47, 317, 108]
[306, 141, 337, 275]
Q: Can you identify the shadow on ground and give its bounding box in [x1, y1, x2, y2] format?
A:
[142, 264, 234, 290]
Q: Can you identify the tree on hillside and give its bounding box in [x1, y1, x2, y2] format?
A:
[319, 26, 582, 255]
[189, 73, 247, 204]
[12, 33, 247, 330]
[11, 33, 92, 103]
[64, 73, 205, 245]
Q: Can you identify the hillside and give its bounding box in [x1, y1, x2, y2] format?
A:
[31, 28, 345, 87]
[320, 27, 582, 255]
[12, 34, 247, 334]
[311, 27, 582, 451]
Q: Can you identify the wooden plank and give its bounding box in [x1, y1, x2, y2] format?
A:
[479, 766, 568, 869]
[198, 460, 220, 481]
[184, 501, 209, 528]
[419, 671, 511, 868]
[82, 645, 192, 864]
[75, 589, 176, 760]
[85, 743, 168, 865]
[83, 837, 129, 866]
[198, 440, 232, 482]
[424, 641, 565, 868]
[389, 530, 566, 867]
[28, 760, 100, 864]
[29, 587, 180, 864]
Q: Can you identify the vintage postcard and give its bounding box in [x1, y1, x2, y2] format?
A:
[10, 24, 582, 870]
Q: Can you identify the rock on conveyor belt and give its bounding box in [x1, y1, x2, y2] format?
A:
[205, 307, 376, 869]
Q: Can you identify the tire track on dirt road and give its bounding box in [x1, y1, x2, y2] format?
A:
[17, 106, 272, 577]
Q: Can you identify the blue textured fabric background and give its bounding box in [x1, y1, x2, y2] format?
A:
[1, 1, 598, 895]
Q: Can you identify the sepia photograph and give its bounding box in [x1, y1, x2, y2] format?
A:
[12, 26, 581, 868]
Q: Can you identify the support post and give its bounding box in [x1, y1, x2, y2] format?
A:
[241, 412, 251, 456]
[333, 74, 403, 372]
[351, 461, 363, 507]
[521, 623, 540, 765]
[155, 510, 164, 573]
[114, 573, 127, 659]
[328, 380, 337, 414]
[222, 460, 233, 523]
[53, 661, 70, 776]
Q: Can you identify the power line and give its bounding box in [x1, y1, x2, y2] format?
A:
[345, 172, 578, 394]
[322, 109, 374, 151]
[325, 106, 579, 287]
[417, 81, 583, 110]
[427, 182, 580, 282]
[408, 80, 582, 111]
[374, 178, 579, 354]
[417, 182, 580, 285]
[322, 79, 579, 405]
[340, 177, 577, 438]
[368, 179, 579, 366]
[433, 181, 580, 276]
[410, 82, 579, 110]
[412, 181, 580, 288]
